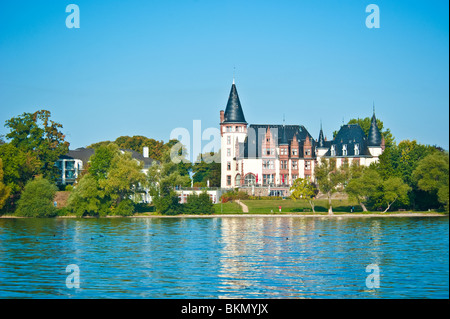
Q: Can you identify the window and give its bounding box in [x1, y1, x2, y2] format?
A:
[292, 149, 298, 156]
[227, 148, 231, 156]
[281, 148, 287, 155]
[305, 161, 311, 170]
[281, 160, 288, 170]
[226, 126, 232, 132]
[354, 143, 360, 156]
[263, 160, 274, 169]
[263, 174, 274, 185]
[292, 161, 298, 170]
[244, 174, 256, 186]
[235, 174, 241, 186]
[227, 136, 231, 145]
[227, 175, 231, 186]
[342, 144, 347, 156]
[292, 174, 298, 181]
[305, 149, 311, 156]
[280, 174, 288, 185]
[227, 161, 231, 171]
[331, 145, 336, 156]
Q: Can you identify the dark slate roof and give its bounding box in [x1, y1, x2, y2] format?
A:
[59, 147, 155, 169]
[279, 125, 289, 145]
[317, 128, 327, 148]
[59, 148, 95, 164]
[223, 83, 247, 124]
[324, 124, 372, 157]
[239, 124, 314, 158]
[367, 113, 382, 146]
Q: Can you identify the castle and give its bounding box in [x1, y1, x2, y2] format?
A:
[219, 81, 385, 196]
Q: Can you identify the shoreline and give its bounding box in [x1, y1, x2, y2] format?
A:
[0, 213, 447, 219]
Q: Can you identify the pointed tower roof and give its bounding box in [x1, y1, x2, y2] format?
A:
[318, 121, 326, 147]
[368, 109, 382, 146]
[280, 125, 289, 145]
[223, 82, 247, 124]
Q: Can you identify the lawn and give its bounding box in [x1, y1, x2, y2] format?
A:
[214, 201, 242, 214]
[241, 198, 361, 214]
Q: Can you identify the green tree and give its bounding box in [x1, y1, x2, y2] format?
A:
[192, 152, 221, 187]
[88, 143, 120, 180]
[67, 174, 110, 217]
[4, 110, 69, 181]
[101, 151, 147, 206]
[374, 177, 411, 213]
[289, 178, 318, 213]
[315, 158, 345, 215]
[0, 159, 11, 211]
[15, 176, 58, 217]
[345, 168, 381, 212]
[412, 152, 449, 212]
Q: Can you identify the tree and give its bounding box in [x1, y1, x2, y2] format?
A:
[66, 174, 109, 217]
[290, 178, 318, 213]
[375, 177, 411, 213]
[315, 158, 345, 214]
[0, 143, 41, 211]
[15, 176, 58, 217]
[345, 168, 381, 211]
[4, 110, 69, 181]
[0, 159, 11, 211]
[101, 151, 147, 206]
[88, 143, 120, 180]
[377, 140, 440, 210]
[412, 152, 449, 211]
[192, 152, 221, 187]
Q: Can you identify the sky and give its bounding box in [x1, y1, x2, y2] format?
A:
[0, 0, 448, 159]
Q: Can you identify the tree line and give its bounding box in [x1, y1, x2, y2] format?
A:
[0, 110, 219, 217]
[291, 122, 449, 214]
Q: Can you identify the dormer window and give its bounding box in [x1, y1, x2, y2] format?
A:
[342, 144, 347, 156]
[331, 145, 336, 156]
[354, 143, 360, 156]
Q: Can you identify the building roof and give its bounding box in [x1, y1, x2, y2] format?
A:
[323, 124, 372, 157]
[59, 147, 156, 169]
[223, 83, 247, 124]
[239, 124, 314, 158]
[367, 113, 382, 146]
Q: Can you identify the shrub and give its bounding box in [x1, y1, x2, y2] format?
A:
[65, 184, 74, 192]
[113, 199, 135, 216]
[15, 177, 58, 217]
[153, 189, 183, 215]
[184, 192, 214, 214]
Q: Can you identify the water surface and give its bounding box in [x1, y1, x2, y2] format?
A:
[0, 217, 448, 298]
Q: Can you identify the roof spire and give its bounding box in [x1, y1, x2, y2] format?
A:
[223, 80, 247, 124]
[373, 101, 375, 115]
[233, 66, 236, 85]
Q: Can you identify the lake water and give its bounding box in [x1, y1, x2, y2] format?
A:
[0, 216, 448, 299]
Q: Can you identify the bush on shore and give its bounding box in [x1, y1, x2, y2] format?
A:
[15, 177, 58, 218]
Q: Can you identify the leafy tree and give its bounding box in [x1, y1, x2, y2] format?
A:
[290, 178, 318, 213]
[4, 110, 69, 181]
[101, 151, 146, 206]
[15, 176, 58, 217]
[0, 159, 11, 211]
[88, 143, 120, 180]
[315, 158, 345, 214]
[192, 152, 221, 187]
[345, 167, 381, 211]
[152, 187, 183, 215]
[66, 174, 109, 217]
[412, 152, 449, 211]
[377, 140, 440, 210]
[374, 177, 411, 213]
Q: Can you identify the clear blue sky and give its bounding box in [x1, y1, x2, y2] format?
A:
[1, 0, 448, 156]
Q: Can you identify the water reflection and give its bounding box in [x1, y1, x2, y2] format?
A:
[0, 217, 448, 298]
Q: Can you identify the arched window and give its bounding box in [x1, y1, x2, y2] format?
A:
[244, 174, 256, 186]
[235, 174, 241, 186]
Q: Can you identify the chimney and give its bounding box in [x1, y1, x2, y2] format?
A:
[220, 110, 224, 123]
[143, 146, 149, 158]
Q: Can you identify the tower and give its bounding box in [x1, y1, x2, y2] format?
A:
[220, 81, 248, 188]
[367, 108, 383, 157]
